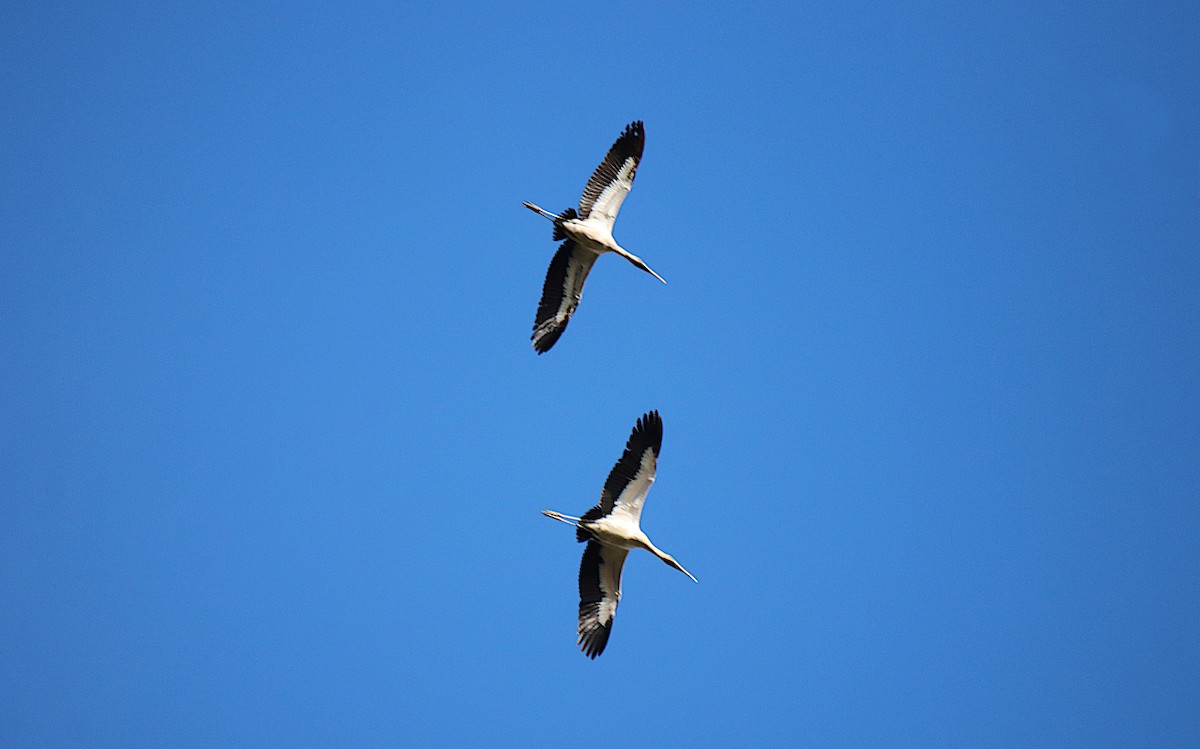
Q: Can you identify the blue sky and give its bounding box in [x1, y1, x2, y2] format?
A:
[2, 1, 1198, 746]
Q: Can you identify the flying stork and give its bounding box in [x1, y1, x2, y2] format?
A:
[524, 120, 666, 354]
[542, 410, 697, 658]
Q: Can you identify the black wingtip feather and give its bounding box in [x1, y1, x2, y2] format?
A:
[532, 326, 564, 354]
[617, 121, 644, 151]
[579, 622, 611, 659]
[633, 410, 663, 456]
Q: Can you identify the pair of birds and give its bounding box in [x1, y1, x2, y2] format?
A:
[527, 121, 696, 659]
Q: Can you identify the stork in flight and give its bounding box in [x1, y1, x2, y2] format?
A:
[524, 120, 666, 354]
[542, 410, 697, 659]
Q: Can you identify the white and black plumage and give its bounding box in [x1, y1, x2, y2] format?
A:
[525, 121, 666, 354]
[542, 410, 697, 658]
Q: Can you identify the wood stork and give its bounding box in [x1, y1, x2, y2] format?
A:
[542, 410, 696, 658]
[525, 120, 666, 354]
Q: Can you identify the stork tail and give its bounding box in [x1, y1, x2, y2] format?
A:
[551, 207, 578, 242]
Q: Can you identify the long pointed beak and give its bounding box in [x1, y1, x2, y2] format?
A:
[615, 248, 667, 284]
[666, 556, 698, 583]
[634, 259, 667, 284]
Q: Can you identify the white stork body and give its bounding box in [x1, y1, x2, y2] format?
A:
[525, 120, 666, 354]
[542, 410, 696, 659]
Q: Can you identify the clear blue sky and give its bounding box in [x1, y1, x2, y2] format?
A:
[2, 2, 1198, 746]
